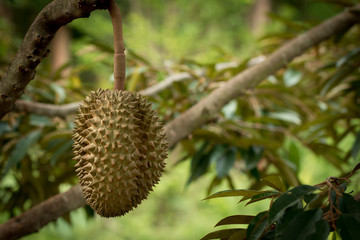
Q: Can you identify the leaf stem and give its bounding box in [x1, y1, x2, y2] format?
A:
[108, 0, 125, 90]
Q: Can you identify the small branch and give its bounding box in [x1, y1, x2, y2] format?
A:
[108, 0, 125, 90]
[139, 72, 195, 96]
[13, 71, 197, 118]
[15, 100, 81, 118]
[0, 0, 109, 119]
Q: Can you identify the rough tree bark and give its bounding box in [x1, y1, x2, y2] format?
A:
[0, 0, 109, 119]
[0, 2, 359, 240]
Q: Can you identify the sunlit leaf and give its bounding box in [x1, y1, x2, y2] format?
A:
[204, 189, 268, 200]
[288, 141, 300, 170]
[50, 83, 66, 104]
[261, 175, 286, 192]
[246, 191, 280, 206]
[222, 100, 238, 119]
[200, 228, 245, 240]
[215, 215, 254, 227]
[268, 110, 301, 125]
[268, 185, 318, 224]
[229, 230, 247, 240]
[239, 190, 279, 203]
[283, 68, 302, 87]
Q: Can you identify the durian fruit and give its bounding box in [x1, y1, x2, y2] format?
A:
[72, 89, 168, 217]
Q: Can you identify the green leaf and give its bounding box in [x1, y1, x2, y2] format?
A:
[303, 193, 319, 205]
[1, 129, 42, 178]
[204, 189, 267, 200]
[222, 100, 238, 119]
[241, 146, 264, 170]
[240, 190, 280, 203]
[288, 141, 300, 169]
[308, 219, 330, 240]
[268, 185, 318, 224]
[216, 146, 237, 178]
[351, 132, 360, 161]
[201, 228, 245, 240]
[280, 209, 323, 240]
[247, 211, 268, 240]
[268, 110, 301, 125]
[261, 175, 286, 192]
[215, 215, 254, 227]
[275, 206, 303, 239]
[283, 68, 302, 87]
[342, 193, 360, 214]
[246, 191, 280, 206]
[336, 213, 360, 240]
[50, 83, 66, 104]
[187, 142, 212, 184]
[50, 139, 73, 166]
[229, 230, 247, 240]
[0, 121, 12, 135]
[29, 114, 53, 127]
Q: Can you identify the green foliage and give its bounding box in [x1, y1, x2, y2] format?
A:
[203, 165, 360, 240]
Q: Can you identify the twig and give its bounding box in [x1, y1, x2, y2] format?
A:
[13, 71, 197, 118]
[15, 100, 80, 118]
[108, 0, 125, 90]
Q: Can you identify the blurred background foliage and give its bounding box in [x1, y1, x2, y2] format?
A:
[0, 0, 360, 239]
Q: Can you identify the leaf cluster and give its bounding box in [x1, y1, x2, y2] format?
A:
[202, 165, 360, 240]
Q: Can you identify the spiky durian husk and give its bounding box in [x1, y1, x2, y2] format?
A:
[72, 89, 167, 217]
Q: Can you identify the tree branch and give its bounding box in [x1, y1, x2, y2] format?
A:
[0, 0, 110, 119]
[0, 185, 85, 240]
[13, 71, 198, 118]
[164, 5, 360, 146]
[1, 4, 359, 240]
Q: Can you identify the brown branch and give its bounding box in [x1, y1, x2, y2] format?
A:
[0, 185, 85, 240]
[1, 4, 360, 240]
[108, 0, 125, 90]
[164, 5, 360, 146]
[13, 71, 198, 117]
[0, 0, 110, 120]
[15, 100, 81, 118]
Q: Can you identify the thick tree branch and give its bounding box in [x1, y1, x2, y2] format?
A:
[164, 6, 360, 145]
[0, 5, 359, 240]
[0, 0, 109, 119]
[0, 185, 85, 240]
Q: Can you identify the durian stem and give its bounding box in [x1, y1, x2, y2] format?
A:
[108, 0, 125, 91]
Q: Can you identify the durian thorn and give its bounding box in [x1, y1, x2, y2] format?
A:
[108, 0, 125, 91]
